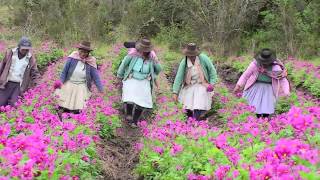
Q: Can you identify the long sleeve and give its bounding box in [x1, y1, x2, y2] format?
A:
[172, 59, 186, 94]
[60, 58, 71, 83]
[0, 51, 9, 74]
[203, 55, 218, 84]
[30, 56, 41, 86]
[236, 61, 256, 87]
[90, 67, 103, 92]
[117, 55, 132, 78]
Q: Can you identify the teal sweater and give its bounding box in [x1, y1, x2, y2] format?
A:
[117, 55, 162, 89]
[173, 53, 218, 94]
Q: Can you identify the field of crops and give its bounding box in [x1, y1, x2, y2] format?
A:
[0, 42, 319, 180]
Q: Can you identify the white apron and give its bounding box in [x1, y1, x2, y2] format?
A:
[122, 78, 153, 108]
[55, 61, 91, 110]
[178, 59, 213, 111]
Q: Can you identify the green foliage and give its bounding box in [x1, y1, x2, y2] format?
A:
[97, 114, 121, 139]
[244, 0, 320, 57]
[2, 0, 319, 57]
[4, 0, 126, 43]
[155, 25, 197, 50]
[287, 62, 320, 98]
[111, 48, 128, 75]
[161, 50, 180, 75]
[136, 133, 232, 179]
[275, 93, 301, 114]
[36, 48, 64, 70]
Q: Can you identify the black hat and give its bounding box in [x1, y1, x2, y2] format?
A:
[255, 48, 277, 65]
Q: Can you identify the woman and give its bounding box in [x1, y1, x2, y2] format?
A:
[55, 41, 103, 114]
[173, 43, 217, 120]
[234, 48, 290, 118]
[117, 38, 162, 127]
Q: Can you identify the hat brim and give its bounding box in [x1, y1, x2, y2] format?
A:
[136, 42, 153, 52]
[255, 54, 276, 65]
[182, 49, 200, 56]
[20, 46, 32, 50]
[76, 45, 93, 51]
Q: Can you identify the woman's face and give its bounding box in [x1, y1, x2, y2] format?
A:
[19, 48, 29, 56]
[142, 52, 150, 57]
[79, 49, 90, 59]
[188, 56, 196, 61]
[262, 62, 272, 68]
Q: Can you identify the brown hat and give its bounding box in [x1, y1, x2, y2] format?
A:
[255, 48, 277, 65]
[136, 38, 153, 52]
[183, 43, 200, 56]
[76, 41, 93, 51]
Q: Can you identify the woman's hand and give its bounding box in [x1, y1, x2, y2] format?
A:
[173, 93, 178, 102]
[54, 80, 63, 89]
[233, 85, 242, 93]
[98, 91, 104, 97]
[116, 77, 122, 87]
[205, 83, 214, 92]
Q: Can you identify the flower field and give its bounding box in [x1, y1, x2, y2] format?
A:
[0, 43, 319, 180]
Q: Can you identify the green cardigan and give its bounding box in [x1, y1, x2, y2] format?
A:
[172, 53, 218, 94]
[117, 55, 162, 90]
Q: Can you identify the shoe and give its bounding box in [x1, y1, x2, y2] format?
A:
[125, 115, 133, 122]
[130, 123, 138, 128]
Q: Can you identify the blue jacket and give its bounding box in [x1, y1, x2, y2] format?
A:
[60, 58, 103, 92]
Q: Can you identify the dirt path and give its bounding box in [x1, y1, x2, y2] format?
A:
[97, 119, 142, 180]
[96, 48, 241, 180]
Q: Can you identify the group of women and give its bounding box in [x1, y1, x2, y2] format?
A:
[2, 37, 288, 125]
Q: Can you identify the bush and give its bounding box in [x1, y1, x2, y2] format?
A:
[36, 48, 64, 70]
[111, 48, 128, 75]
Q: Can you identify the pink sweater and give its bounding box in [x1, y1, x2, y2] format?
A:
[128, 48, 158, 60]
[236, 60, 290, 97]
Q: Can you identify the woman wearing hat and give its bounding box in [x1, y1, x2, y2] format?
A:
[173, 43, 217, 120]
[234, 48, 290, 118]
[117, 38, 162, 126]
[55, 41, 103, 114]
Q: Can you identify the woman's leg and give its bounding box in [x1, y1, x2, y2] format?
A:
[124, 103, 134, 121]
[132, 104, 144, 125]
[185, 109, 193, 119]
[71, 110, 80, 114]
[194, 110, 206, 120]
[57, 106, 71, 120]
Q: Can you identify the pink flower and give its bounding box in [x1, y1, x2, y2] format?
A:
[72, 176, 80, 180]
[170, 143, 183, 156]
[215, 165, 230, 180]
[232, 170, 239, 178]
[207, 84, 214, 92]
[153, 146, 164, 155]
[288, 107, 313, 132]
[176, 165, 183, 171]
[53, 80, 62, 89]
[134, 142, 144, 152]
[214, 134, 228, 148]
[81, 156, 90, 162]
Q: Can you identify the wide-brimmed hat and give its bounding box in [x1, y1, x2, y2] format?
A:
[76, 41, 93, 51]
[135, 39, 153, 52]
[255, 48, 277, 65]
[182, 43, 200, 56]
[18, 36, 32, 50]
